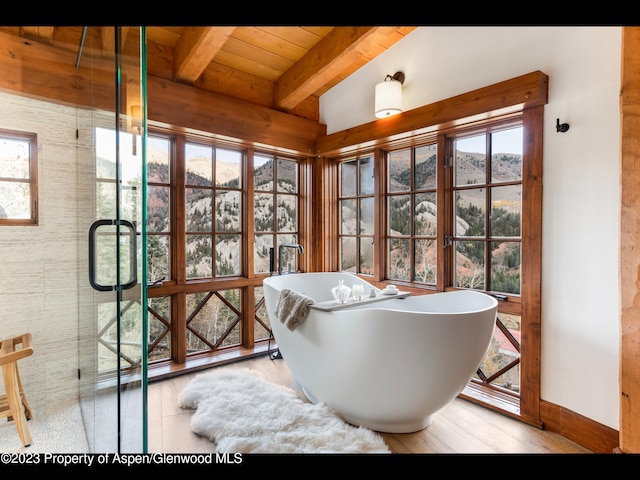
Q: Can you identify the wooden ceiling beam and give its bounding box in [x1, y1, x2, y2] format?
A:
[173, 26, 236, 83]
[1, 26, 412, 120]
[274, 26, 415, 111]
[147, 74, 325, 155]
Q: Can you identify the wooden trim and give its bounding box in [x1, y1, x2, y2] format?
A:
[314, 156, 338, 272]
[374, 148, 385, 281]
[172, 134, 187, 364]
[242, 285, 255, 348]
[244, 148, 255, 279]
[173, 135, 186, 286]
[620, 26, 640, 454]
[519, 105, 544, 425]
[437, 133, 449, 290]
[147, 345, 271, 381]
[299, 156, 313, 273]
[243, 148, 255, 348]
[540, 399, 619, 454]
[172, 292, 186, 364]
[316, 70, 549, 157]
[462, 387, 619, 453]
[460, 382, 529, 425]
[310, 157, 324, 272]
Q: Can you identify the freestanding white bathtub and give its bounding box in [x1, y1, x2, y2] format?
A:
[262, 272, 498, 433]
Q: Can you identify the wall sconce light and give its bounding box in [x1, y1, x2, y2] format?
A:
[130, 104, 142, 156]
[130, 104, 142, 135]
[375, 71, 405, 119]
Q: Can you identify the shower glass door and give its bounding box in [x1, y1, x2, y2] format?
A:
[79, 26, 148, 453]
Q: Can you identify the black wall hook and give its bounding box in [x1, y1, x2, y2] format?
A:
[556, 118, 570, 133]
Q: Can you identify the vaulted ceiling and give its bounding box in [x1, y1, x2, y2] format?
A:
[0, 26, 417, 122]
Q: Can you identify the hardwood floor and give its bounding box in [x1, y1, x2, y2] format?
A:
[147, 355, 592, 454]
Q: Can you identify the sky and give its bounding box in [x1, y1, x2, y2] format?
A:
[456, 126, 523, 155]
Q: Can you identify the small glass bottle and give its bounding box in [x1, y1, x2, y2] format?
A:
[331, 279, 351, 304]
[352, 283, 364, 301]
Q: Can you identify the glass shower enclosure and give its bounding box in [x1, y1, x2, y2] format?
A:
[77, 26, 148, 453]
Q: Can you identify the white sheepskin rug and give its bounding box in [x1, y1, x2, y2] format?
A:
[177, 368, 390, 454]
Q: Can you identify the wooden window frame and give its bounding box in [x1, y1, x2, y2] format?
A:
[183, 139, 245, 280]
[336, 153, 376, 275]
[145, 128, 310, 373]
[0, 128, 38, 226]
[253, 152, 303, 276]
[384, 143, 439, 285]
[446, 121, 524, 294]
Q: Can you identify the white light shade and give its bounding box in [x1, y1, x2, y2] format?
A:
[375, 78, 403, 118]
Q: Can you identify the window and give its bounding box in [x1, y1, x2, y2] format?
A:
[451, 126, 523, 396]
[338, 154, 375, 275]
[337, 122, 524, 398]
[254, 154, 300, 275]
[0, 129, 38, 225]
[185, 142, 242, 278]
[339, 125, 523, 296]
[145, 131, 304, 367]
[451, 127, 522, 294]
[147, 135, 172, 285]
[147, 135, 172, 362]
[386, 144, 438, 283]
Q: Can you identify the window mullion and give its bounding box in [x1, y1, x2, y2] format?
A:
[373, 148, 384, 281]
[437, 134, 450, 291]
[174, 135, 186, 285]
[486, 135, 492, 293]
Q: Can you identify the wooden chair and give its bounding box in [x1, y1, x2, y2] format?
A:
[0, 333, 33, 447]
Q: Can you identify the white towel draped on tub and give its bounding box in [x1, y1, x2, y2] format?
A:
[275, 289, 315, 331]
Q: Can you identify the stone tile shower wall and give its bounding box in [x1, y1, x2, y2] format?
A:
[0, 91, 94, 419]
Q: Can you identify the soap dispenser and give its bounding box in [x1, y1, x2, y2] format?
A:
[331, 279, 351, 304]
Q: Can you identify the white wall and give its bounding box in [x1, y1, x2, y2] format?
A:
[320, 26, 622, 430]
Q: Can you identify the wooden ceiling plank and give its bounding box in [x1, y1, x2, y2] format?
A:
[174, 26, 236, 83]
[212, 52, 283, 81]
[301, 26, 335, 39]
[231, 27, 308, 62]
[147, 26, 183, 48]
[220, 36, 295, 76]
[259, 26, 332, 50]
[275, 26, 409, 111]
[20, 26, 54, 43]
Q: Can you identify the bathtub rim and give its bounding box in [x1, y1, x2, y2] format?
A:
[263, 272, 499, 315]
